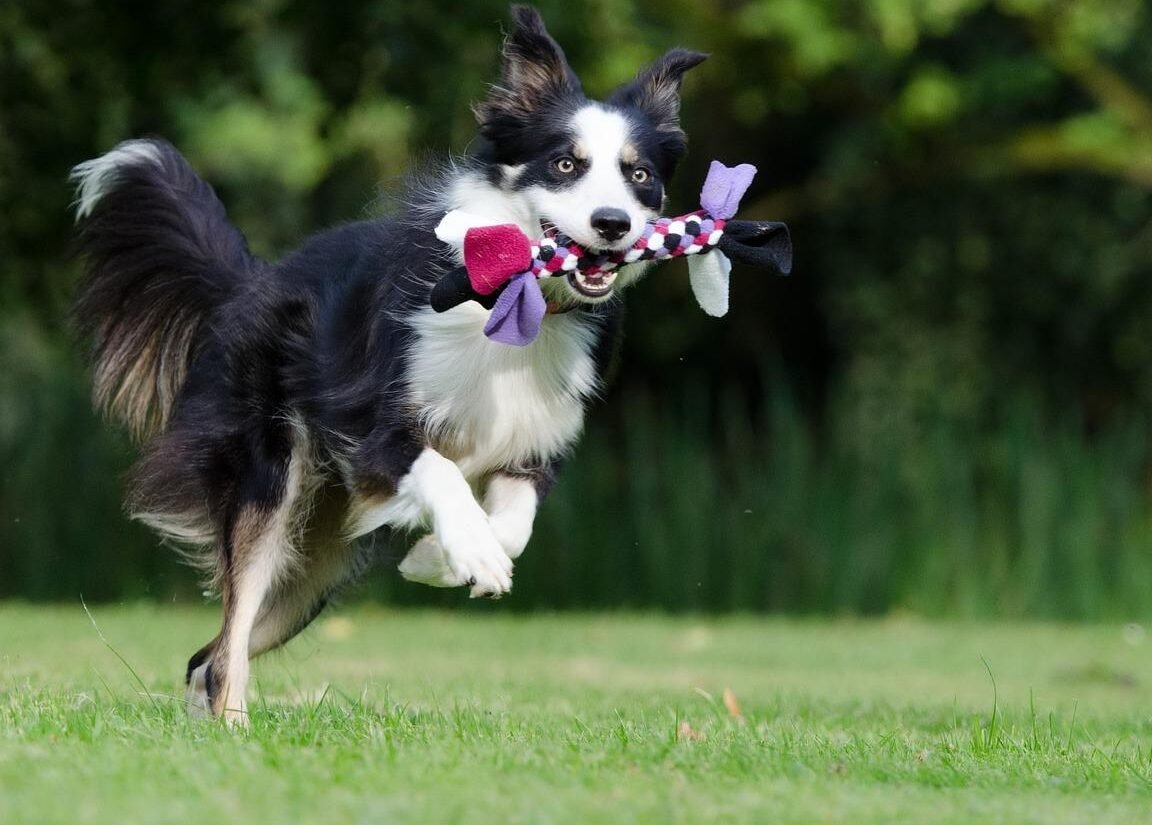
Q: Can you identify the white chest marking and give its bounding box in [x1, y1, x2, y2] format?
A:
[406, 304, 601, 480]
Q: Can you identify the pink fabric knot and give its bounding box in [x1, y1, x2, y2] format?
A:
[463, 224, 533, 295]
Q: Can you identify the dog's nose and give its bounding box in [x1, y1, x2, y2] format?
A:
[591, 208, 631, 243]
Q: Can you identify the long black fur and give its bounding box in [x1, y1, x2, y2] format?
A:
[72, 144, 257, 440]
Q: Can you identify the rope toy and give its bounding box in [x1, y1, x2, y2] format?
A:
[431, 161, 793, 345]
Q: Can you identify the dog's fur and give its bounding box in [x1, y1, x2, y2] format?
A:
[71, 7, 706, 723]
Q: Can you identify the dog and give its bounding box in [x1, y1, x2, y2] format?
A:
[70, 6, 707, 723]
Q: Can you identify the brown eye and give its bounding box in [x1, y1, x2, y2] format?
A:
[631, 167, 651, 184]
[554, 157, 576, 174]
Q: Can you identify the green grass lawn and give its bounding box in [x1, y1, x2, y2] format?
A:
[2, 604, 1151, 824]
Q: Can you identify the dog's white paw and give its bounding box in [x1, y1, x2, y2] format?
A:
[399, 535, 457, 588]
[449, 529, 514, 598]
[400, 526, 513, 598]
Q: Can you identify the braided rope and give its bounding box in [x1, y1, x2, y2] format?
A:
[529, 212, 727, 279]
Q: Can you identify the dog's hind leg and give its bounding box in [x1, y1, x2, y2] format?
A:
[244, 483, 367, 658]
[186, 542, 358, 718]
[246, 537, 362, 657]
[186, 485, 361, 719]
[184, 635, 220, 718]
[184, 547, 353, 721]
[185, 445, 307, 725]
[210, 508, 297, 725]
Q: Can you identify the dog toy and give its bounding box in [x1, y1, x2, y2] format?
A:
[431, 161, 793, 345]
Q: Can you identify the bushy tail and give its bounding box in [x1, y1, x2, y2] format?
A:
[71, 139, 257, 440]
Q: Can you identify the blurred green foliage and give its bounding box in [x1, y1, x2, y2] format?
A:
[2, 0, 1151, 615]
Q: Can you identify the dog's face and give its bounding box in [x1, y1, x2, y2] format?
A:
[474, 7, 707, 302]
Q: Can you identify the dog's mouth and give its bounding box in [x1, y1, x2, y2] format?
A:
[540, 220, 628, 300]
[567, 269, 618, 298]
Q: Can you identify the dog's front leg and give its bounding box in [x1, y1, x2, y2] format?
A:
[393, 448, 513, 598]
[484, 474, 541, 560]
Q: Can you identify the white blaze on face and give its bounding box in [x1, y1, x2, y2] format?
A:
[528, 105, 656, 251]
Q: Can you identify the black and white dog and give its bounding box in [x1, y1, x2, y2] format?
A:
[71, 6, 706, 723]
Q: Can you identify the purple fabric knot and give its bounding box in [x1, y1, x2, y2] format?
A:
[699, 161, 757, 220]
[482, 271, 546, 346]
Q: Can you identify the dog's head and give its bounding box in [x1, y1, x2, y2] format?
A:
[474, 6, 707, 302]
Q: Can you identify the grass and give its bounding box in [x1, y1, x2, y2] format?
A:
[2, 604, 1152, 823]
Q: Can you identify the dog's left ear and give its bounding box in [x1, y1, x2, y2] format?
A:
[608, 49, 709, 136]
[476, 6, 583, 132]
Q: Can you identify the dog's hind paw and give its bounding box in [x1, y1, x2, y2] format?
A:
[185, 662, 213, 719]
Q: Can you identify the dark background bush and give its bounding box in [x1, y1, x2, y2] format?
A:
[3, 0, 1151, 616]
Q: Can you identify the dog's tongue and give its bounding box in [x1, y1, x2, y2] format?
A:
[483, 272, 546, 346]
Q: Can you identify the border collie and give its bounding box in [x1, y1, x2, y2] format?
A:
[71, 6, 706, 723]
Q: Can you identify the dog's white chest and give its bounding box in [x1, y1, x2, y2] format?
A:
[406, 305, 600, 479]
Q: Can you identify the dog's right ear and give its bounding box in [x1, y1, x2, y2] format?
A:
[609, 49, 709, 136]
[475, 6, 582, 131]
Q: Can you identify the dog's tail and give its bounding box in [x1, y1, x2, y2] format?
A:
[71, 139, 257, 440]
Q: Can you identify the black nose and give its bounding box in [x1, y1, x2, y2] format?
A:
[591, 208, 631, 242]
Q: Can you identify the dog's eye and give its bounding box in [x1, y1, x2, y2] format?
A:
[554, 157, 576, 174]
[631, 167, 651, 184]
